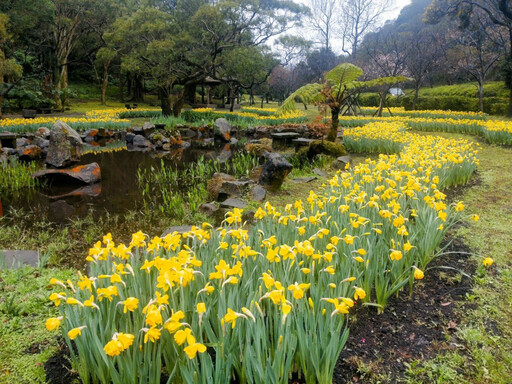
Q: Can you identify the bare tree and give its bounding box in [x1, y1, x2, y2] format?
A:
[340, 0, 393, 60]
[447, 11, 504, 111]
[402, 26, 447, 109]
[426, 0, 512, 115]
[306, 0, 339, 51]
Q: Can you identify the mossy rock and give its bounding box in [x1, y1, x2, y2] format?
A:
[245, 138, 273, 157]
[307, 140, 346, 160]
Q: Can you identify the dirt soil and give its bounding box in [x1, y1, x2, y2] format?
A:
[332, 236, 475, 383]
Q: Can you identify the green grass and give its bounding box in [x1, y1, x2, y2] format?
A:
[0, 266, 74, 384]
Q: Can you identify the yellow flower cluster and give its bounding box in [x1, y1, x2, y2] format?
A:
[361, 106, 486, 119]
[45, 120, 478, 383]
[86, 108, 161, 119]
[0, 116, 130, 128]
[192, 107, 306, 120]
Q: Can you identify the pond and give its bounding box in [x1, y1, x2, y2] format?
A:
[1, 140, 237, 225]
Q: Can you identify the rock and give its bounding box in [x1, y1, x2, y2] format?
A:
[258, 152, 293, 190]
[2, 147, 17, 156]
[35, 137, 50, 149]
[125, 132, 136, 144]
[143, 122, 155, 136]
[162, 225, 193, 237]
[48, 200, 76, 222]
[37, 127, 50, 138]
[307, 140, 346, 160]
[45, 120, 83, 168]
[133, 134, 152, 148]
[245, 138, 273, 156]
[214, 118, 231, 141]
[332, 155, 352, 170]
[292, 176, 317, 183]
[242, 210, 256, 224]
[271, 132, 301, 149]
[0, 250, 39, 268]
[254, 126, 269, 138]
[18, 145, 42, 160]
[293, 138, 315, 151]
[313, 168, 327, 178]
[33, 162, 101, 185]
[220, 198, 248, 209]
[217, 145, 232, 163]
[219, 180, 254, 199]
[230, 137, 238, 145]
[83, 129, 99, 139]
[207, 173, 236, 200]
[199, 202, 219, 215]
[180, 141, 191, 149]
[250, 185, 266, 202]
[16, 138, 30, 148]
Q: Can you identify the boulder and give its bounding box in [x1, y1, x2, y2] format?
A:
[214, 118, 231, 141]
[332, 155, 352, 170]
[245, 138, 272, 156]
[307, 140, 346, 160]
[220, 198, 248, 209]
[125, 132, 135, 145]
[18, 145, 42, 160]
[313, 168, 327, 178]
[207, 173, 236, 200]
[133, 134, 152, 148]
[35, 137, 50, 149]
[142, 122, 155, 136]
[0, 250, 39, 268]
[199, 202, 219, 215]
[45, 120, 83, 168]
[33, 162, 101, 185]
[36, 127, 51, 138]
[250, 185, 266, 202]
[258, 152, 293, 190]
[219, 179, 254, 199]
[16, 138, 30, 148]
[162, 225, 193, 237]
[292, 176, 317, 183]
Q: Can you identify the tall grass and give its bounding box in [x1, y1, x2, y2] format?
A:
[0, 159, 41, 195]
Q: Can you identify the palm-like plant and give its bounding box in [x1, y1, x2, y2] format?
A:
[280, 63, 363, 141]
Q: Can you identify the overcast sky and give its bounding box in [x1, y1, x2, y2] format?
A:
[289, 0, 412, 54]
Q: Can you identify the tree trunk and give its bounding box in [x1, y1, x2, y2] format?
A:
[0, 95, 3, 118]
[327, 106, 340, 142]
[478, 79, 484, 113]
[508, 84, 512, 117]
[101, 62, 110, 105]
[377, 90, 386, 117]
[172, 93, 185, 117]
[184, 83, 196, 105]
[161, 96, 172, 116]
[133, 74, 144, 102]
[119, 72, 126, 103]
[413, 85, 420, 110]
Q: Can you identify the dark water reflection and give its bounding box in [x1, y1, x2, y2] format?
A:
[1, 141, 232, 225]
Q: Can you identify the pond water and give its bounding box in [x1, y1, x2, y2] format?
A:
[1, 141, 235, 225]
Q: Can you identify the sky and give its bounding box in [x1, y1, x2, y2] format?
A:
[289, 0, 413, 55]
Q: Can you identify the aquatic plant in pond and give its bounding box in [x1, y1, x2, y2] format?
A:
[138, 152, 259, 218]
[0, 159, 41, 195]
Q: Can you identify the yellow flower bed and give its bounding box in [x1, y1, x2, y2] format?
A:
[86, 108, 161, 119]
[0, 116, 131, 133]
[46, 120, 478, 383]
